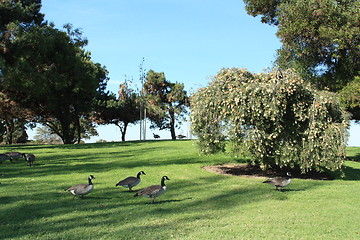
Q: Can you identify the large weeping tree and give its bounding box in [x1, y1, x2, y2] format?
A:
[191, 68, 349, 173]
[243, 0, 360, 120]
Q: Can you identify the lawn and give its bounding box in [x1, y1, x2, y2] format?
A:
[1, 140, 359, 239]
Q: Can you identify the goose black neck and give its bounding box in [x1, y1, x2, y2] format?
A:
[88, 177, 93, 185]
[137, 172, 141, 178]
[161, 178, 167, 186]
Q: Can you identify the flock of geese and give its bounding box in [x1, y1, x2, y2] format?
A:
[0, 151, 36, 166]
[64, 171, 291, 204]
[1, 152, 292, 203]
[65, 171, 171, 204]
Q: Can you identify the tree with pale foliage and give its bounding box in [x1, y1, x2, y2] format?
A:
[34, 126, 63, 144]
[191, 68, 349, 173]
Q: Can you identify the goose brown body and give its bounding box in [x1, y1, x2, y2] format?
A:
[4, 152, 25, 162]
[116, 171, 146, 191]
[134, 176, 170, 203]
[24, 153, 36, 166]
[66, 175, 95, 199]
[0, 154, 10, 164]
[263, 172, 291, 191]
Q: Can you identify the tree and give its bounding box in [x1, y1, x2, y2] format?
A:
[0, 121, 5, 143]
[0, 0, 44, 57]
[338, 76, 360, 121]
[191, 68, 349, 173]
[243, 0, 360, 119]
[93, 82, 141, 141]
[0, 91, 33, 144]
[33, 126, 63, 144]
[143, 70, 190, 140]
[1, 23, 109, 144]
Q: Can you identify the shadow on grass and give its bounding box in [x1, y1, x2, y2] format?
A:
[0, 172, 330, 239]
[347, 153, 360, 162]
[1, 142, 359, 239]
[341, 164, 360, 180]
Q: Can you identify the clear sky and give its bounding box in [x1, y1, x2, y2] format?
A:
[28, 0, 359, 146]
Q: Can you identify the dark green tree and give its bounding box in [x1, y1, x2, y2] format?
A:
[243, 0, 360, 119]
[93, 82, 140, 141]
[1, 23, 109, 144]
[0, 91, 33, 144]
[144, 70, 190, 140]
[0, 0, 44, 57]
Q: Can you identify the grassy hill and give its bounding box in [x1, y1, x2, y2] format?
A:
[1, 140, 359, 239]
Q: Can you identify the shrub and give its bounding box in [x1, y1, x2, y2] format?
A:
[191, 68, 349, 173]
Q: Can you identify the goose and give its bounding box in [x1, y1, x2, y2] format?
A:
[153, 133, 160, 139]
[134, 176, 170, 204]
[116, 171, 146, 191]
[263, 172, 291, 191]
[5, 152, 25, 162]
[65, 175, 95, 199]
[0, 154, 11, 164]
[24, 153, 36, 166]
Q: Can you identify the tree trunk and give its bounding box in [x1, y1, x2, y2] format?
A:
[169, 110, 176, 140]
[76, 117, 81, 144]
[5, 120, 14, 144]
[60, 119, 76, 144]
[120, 122, 129, 142]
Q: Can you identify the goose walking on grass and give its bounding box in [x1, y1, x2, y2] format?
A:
[0, 154, 10, 164]
[24, 153, 36, 166]
[5, 152, 25, 162]
[116, 171, 146, 191]
[263, 172, 291, 191]
[134, 176, 170, 204]
[65, 175, 95, 200]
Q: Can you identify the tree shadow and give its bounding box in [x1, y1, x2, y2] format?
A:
[341, 164, 360, 180]
[347, 153, 360, 162]
[0, 142, 358, 239]
[140, 197, 194, 205]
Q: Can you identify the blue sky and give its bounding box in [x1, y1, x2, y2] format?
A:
[29, 0, 359, 146]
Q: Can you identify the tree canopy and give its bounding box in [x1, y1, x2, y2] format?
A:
[93, 82, 140, 142]
[144, 70, 190, 140]
[191, 68, 349, 173]
[0, 0, 44, 56]
[0, 91, 33, 143]
[243, 0, 360, 120]
[0, 23, 109, 144]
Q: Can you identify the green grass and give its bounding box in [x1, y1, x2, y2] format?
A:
[1, 140, 360, 240]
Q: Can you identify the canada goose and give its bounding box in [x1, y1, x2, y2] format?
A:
[0, 154, 11, 164]
[153, 133, 160, 139]
[24, 153, 36, 166]
[134, 176, 170, 204]
[116, 171, 146, 191]
[5, 152, 25, 162]
[65, 175, 95, 199]
[177, 134, 186, 139]
[263, 172, 291, 191]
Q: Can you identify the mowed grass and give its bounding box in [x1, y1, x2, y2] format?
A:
[0, 140, 360, 240]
